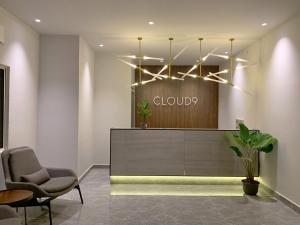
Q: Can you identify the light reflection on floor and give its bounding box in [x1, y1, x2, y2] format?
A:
[110, 176, 271, 197]
[111, 184, 247, 196]
[110, 176, 246, 185]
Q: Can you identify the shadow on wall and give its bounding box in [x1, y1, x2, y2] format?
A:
[260, 144, 278, 190]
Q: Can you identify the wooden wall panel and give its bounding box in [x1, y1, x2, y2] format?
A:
[135, 65, 219, 128]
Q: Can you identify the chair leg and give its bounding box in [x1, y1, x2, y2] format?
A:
[24, 207, 27, 225]
[46, 201, 52, 225]
[75, 185, 84, 204]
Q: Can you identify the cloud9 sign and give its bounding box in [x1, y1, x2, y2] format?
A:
[153, 96, 199, 106]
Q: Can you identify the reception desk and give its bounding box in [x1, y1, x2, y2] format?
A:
[110, 129, 259, 177]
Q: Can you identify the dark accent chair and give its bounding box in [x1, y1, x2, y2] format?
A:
[0, 205, 21, 225]
[1, 147, 83, 225]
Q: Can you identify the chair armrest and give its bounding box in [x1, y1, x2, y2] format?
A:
[46, 168, 77, 179]
[6, 181, 48, 198]
[0, 205, 18, 220]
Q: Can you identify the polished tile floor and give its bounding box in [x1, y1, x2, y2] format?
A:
[21, 168, 299, 225]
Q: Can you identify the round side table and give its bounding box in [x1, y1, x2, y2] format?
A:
[0, 189, 33, 225]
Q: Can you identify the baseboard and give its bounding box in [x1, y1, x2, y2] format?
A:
[78, 165, 94, 182]
[78, 164, 110, 183]
[261, 183, 300, 213]
[275, 191, 300, 213]
[93, 164, 110, 168]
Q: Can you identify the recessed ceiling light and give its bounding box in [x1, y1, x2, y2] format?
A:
[261, 22, 268, 26]
[148, 21, 154, 25]
[225, 51, 228, 54]
[99, 44, 104, 47]
[35, 18, 41, 23]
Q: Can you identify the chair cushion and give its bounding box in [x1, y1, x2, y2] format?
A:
[9, 148, 42, 182]
[0, 218, 21, 225]
[21, 168, 50, 185]
[40, 177, 76, 193]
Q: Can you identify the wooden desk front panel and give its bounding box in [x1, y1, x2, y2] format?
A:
[184, 131, 247, 176]
[111, 129, 185, 176]
[110, 129, 259, 177]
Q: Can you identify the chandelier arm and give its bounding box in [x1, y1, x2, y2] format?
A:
[178, 72, 197, 78]
[236, 65, 248, 70]
[168, 38, 173, 78]
[207, 73, 228, 83]
[157, 65, 168, 75]
[138, 37, 143, 83]
[202, 48, 218, 61]
[141, 78, 157, 85]
[203, 76, 228, 84]
[199, 38, 203, 77]
[143, 69, 162, 80]
[181, 64, 199, 78]
[173, 46, 188, 60]
[229, 38, 234, 83]
[171, 76, 184, 81]
[209, 53, 229, 59]
[143, 56, 164, 61]
[235, 57, 248, 62]
[208, 69, 229, 76]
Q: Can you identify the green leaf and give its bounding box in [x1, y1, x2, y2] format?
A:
[225, 125, 277, 160]
[260, 134, 275, 144]
[249, 132, 259, 145]
[254, 133, 276, 149]
[225, 132, 241, 148]
[137, 99, 152, 120]
[239, 123, 250, 144]
[259, 144, 274, 153]
[229, 146, 242, 157]
[233, 135, 247, 148]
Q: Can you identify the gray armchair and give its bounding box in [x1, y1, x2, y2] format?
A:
[0, 205, 21, 225]
[1, 146, 83, 225]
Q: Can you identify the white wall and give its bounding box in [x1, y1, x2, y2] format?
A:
[94, 53, 131, 165]
[37, 35, 79, 172]
[219, 12, 300, 206]
[0, 7, 39, 189]
[0, 6, 129, 182]
[257, 13, 300, 206]
[0, 7, 39, 149]
[218, 42, 260, 130]
[78, 37, 95, 176]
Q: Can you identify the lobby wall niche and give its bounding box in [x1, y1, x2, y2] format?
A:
[134, 65, 219, 128]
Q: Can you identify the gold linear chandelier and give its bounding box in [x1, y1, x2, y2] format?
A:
[178, 38, 214, 79]
[209, 38, 249, 91]
[118, 37, 164, 86]
[147, 37, 189, 81]
[208, 38, 248, 84]
[118, 37, 188, 86]
[118, 37, 249, 90]
[160, 37, 185, 81]
[182, 38, 250, 90]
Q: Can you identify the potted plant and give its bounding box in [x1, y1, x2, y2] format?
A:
[137, 99, 152, 129]
[224, 123, 277, 195]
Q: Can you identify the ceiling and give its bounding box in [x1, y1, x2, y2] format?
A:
[1, 0, 300, 64]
